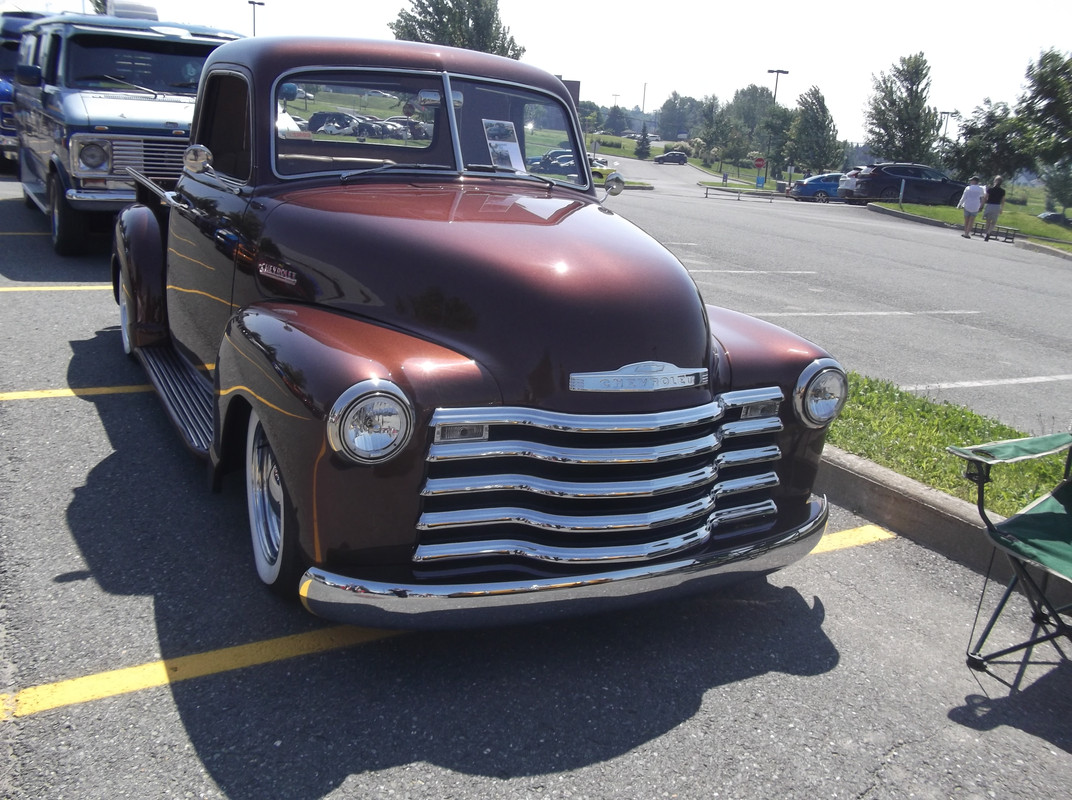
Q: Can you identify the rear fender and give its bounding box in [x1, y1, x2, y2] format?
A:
[112, 204, 169, 348]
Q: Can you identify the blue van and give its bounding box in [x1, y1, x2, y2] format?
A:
[14, 14, 239, 254]
[0, 12, 42, 168]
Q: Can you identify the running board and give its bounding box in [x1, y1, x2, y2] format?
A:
[137, 345, 214, 456]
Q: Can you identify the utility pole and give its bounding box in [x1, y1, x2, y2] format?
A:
[764, 69, 788, 183]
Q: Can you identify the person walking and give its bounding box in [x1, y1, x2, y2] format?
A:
[957, 176, 986, 238]
[982, 176, 1006, 241]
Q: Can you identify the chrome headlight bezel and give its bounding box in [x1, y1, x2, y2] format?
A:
[327, 379, 414, 464]
[793, 358, 848, 429]
[70, 135, 113, 176]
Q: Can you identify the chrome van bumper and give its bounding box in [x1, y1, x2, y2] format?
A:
[298, 496, 828, 629]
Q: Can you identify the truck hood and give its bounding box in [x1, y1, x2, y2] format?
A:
[256, 181, 715, 411]
[62, 90, 194, 131]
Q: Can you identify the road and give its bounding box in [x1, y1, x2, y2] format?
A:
[1, 170, 1071, 799]
[604, 158, 1072, 436]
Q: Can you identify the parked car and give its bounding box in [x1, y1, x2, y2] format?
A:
[13, 13, 240, 254]
[789, 173, 843, 202]
[654, 150, 688, 164]
[837, 166, 866, 200]
[1038, 212, 1071, 227]
[852, 163, 967, 205]
[113, 35, 846, 629]
[0, 11, 43, 167]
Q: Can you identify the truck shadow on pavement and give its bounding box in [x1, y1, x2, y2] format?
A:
[64, 327, 840, 799]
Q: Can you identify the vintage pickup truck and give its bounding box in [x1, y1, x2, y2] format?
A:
[112, 35, 848, 628]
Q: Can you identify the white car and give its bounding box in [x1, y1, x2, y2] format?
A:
[838, 167, 865, 201]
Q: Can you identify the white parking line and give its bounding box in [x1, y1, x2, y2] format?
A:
[902, 375, 1072, 391]
[751, 310, 981, 317]
[688, 269, 818, 274]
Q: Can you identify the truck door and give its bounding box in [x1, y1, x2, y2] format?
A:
[165, 71, 253, 372]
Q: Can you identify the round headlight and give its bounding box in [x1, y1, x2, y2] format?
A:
[327, 380, 413, 463]
[794, 359, 848, 428]
[79, 143, 109, 170]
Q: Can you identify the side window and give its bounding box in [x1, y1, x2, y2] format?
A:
[42, 33, 61, 84]
[197, 72, 251, 182]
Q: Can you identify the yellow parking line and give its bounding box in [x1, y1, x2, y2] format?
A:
[0, 385, 153, 401]
[813, 524, 895, 553]
[0, 525, 895, 720]
[0, 285, 110, 291]
[0, 626, 401, 720]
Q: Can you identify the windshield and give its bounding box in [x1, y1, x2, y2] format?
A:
[274, 69, 586, 187]
[66, 34, 216, 94]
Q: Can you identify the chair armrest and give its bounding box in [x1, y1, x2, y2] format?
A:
[947, 432, 1072, 465]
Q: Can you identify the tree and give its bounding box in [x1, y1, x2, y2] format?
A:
[1018, 49, 1072, 164]
[761, 105, 797, 179]
[634, 124, 651, 160]
[389, 0, 525, 59]
[725, 84, 774, 147]
[944, 100, 1035, 181]
[577, 100, 603, 135]
[1041, 161, 1072, 216]
[604, 105, 627, 136]
[865, 52, 940, 163]
[787, 86, 840, 172]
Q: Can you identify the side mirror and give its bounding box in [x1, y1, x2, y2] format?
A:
[15, 63, 41, 87]
[280, 82, 298, 102]
[602, 172, 625, 198]
[183, 144, 214, 174]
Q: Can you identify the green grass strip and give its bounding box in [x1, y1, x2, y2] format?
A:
[827, 372, 1067, 517]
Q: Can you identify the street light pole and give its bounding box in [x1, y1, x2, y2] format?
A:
[249, 1, 265, 36]
[765, 69, 788, 183]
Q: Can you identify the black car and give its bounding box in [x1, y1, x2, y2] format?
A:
[853, 163, 967, 205]
[654, 151, 688, 165]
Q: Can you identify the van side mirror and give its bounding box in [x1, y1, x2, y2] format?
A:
[16, 64, 42, 88]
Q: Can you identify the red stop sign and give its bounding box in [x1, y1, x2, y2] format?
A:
[754, 157, 766, 169]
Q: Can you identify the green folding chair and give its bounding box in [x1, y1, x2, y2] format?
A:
[948, 432, 1072, 671]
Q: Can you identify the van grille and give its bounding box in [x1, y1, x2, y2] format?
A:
[416, 389, 785, 575]
[111, 136, 188, 181]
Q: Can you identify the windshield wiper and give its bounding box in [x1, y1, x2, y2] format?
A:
[464, 164, 555, 188]
[339, 162, 454, 183]
[72, 74, 158, 95]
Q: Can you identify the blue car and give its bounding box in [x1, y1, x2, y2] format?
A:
[789, 172, 843, 202]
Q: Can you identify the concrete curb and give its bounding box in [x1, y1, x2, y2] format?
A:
[815, 445, 993, 570]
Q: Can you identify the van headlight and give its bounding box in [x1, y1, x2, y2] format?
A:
[794, 359, 848, 428]
[71, 136, 112, 174]
[327, 379, 414, 463]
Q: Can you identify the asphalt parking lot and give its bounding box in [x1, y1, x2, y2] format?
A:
[2, 172, 1071, 799]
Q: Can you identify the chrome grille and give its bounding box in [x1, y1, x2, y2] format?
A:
[110, 136, 188, 181]
[416, 389, 785, 571]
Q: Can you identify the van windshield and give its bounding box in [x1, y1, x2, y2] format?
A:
[66, 34, 216, 94]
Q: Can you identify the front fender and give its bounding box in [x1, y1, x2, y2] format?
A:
[213, 302, 501, 568]
[113, 204, 169, 347]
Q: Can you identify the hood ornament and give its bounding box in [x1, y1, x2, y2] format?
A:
[569, 361, 708, 392]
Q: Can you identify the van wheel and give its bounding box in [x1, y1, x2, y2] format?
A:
[49, 173, 86, 256]
[246, 409, 304, 596]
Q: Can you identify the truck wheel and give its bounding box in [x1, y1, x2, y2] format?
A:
[118, 268, 135, 357]
[246, 409, 303, 595]
[49, 173, 86, 256]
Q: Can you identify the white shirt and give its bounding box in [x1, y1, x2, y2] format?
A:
[959, 184, 986, 213]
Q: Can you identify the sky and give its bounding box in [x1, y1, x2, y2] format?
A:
[4, 0, 1069, 143]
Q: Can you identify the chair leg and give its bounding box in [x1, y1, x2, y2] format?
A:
[967, 557, 1072, 671]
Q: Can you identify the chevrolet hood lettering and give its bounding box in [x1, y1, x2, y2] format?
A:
[569, 362, 708, 392]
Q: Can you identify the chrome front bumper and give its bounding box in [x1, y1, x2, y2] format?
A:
[298, 496, 828, 629]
